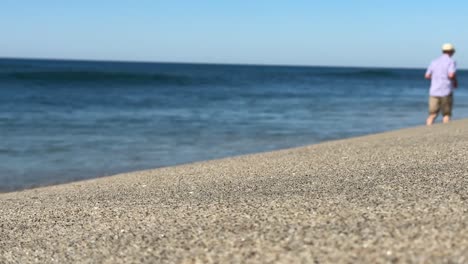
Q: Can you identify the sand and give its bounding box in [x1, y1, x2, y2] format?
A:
[1, 120, 468, 263]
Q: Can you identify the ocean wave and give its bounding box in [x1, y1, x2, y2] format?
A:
[0, 70, 205, 86]
[0, 67, 414, 87]
[324, 69, 400, 78]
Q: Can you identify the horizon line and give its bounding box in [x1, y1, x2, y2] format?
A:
[0, 55, 454, 71]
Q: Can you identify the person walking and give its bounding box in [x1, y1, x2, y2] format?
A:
[425, 43, 458, 125]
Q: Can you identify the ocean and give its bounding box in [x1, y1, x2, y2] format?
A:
[1, 58, 467, 192]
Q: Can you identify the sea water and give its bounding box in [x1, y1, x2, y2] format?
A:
[1, 59, 467, 191]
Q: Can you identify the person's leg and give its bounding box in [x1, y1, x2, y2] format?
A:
[442, 115, 451, 123]
[427, 96, 440, 126]
[441, 94, 453, 124]
[426, 113, 438, 125]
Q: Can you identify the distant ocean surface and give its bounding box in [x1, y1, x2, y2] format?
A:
[1, 58, 467, 192]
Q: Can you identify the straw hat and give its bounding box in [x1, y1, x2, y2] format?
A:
[442, 43, 455, 51]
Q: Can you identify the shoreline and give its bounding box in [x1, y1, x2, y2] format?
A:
[0, 125, 404, 194]
[2, 120, 468, 263]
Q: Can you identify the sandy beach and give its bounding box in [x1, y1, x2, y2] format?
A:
[1, 120, 468, 263]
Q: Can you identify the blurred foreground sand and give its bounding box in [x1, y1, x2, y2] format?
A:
[1, 120, 468, 263]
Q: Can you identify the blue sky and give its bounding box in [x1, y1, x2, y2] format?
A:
[1, 1, 467, 68]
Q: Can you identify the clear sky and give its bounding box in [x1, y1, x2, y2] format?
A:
[1, 1, 466, 68]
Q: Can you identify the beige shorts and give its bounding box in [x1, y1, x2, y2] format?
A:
[429, 94, 453, 116]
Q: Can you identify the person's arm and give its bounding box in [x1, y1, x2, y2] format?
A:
[425, 63, 433, 79]
[449, 61, 458, 88]
[450, 73, 458, 88]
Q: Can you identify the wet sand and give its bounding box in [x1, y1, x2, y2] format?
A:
[1, 120, 468, 263]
